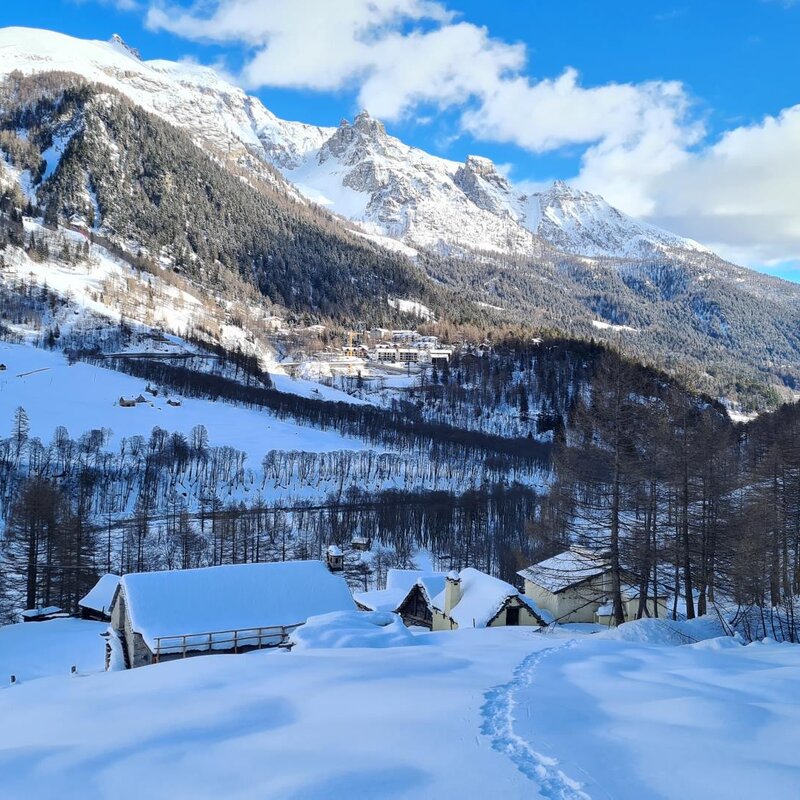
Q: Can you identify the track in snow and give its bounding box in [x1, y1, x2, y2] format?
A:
[480, 640, 591, 800]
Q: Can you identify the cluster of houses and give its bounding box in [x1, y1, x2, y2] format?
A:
[340, 328, 453, 367]
[61, 544, 667, 670]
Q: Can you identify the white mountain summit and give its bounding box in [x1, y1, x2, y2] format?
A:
[0, 26, 707, 263]
[263, 111, 708, 260]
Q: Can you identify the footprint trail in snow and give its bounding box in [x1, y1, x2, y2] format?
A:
[480, 641, 591, 800]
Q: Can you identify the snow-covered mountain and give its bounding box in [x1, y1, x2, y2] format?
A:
[529, 181, 709, 259]
[0, 27, 311, 194]
[0, 27, 705, 262]
[268, 114, 709, 260]
[4, 26, 800, 407]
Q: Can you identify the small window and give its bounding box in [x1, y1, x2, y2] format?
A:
[506, 606, 520, 626]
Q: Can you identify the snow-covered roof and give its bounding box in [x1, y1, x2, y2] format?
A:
[79, 574, 120, 614]
[517, 548, 611, 594]
[386, 569, 446, 594]
[118, 561, 356, 649]
[432, 568, 546, 628]
[393, 573, 448, 614]
[353, 587, 408, 613]
[21, 606, 62, 619]
[358, 569, 449, 613]
[416, 575, 448, 606]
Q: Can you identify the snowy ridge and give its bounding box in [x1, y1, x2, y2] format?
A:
[0, 27, 708, 262]
[0, 27, 302, 194]
[265, 111, 708, 260]
[532, 181, 709, 259]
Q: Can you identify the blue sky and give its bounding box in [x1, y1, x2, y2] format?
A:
[3, 0, 800, 280]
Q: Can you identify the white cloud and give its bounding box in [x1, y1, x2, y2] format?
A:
[638, 105, 800, 263]
[142, 0, 800, 266]
[145, 1, 691, 143]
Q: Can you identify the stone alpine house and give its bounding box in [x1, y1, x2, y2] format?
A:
[106, 561, 356, 669]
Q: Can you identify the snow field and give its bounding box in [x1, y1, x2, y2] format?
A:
[0, 343, 369, 462]
[0, 616, 798, 799]
[0, 624, 550, 800]
[507, 620, 800, 800]
[0, 618, 106, 682]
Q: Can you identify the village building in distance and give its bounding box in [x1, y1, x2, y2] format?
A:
[518, 546, 669, 624]
[396, 568, 549, 630]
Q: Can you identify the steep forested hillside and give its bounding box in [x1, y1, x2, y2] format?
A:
[0, 72, 454, 322]
[431, 246, 800, 409]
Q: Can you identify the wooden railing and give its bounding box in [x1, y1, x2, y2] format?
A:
[152, 624, 300, 662]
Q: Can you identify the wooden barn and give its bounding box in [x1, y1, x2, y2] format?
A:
[106, 561, 356, 669]
[355, 569, 446, 614]
[395, 574, 447, 628]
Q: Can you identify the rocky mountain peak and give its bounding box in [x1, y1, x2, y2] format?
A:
[352, 109, 386, 137]
[542, 179, 597, 203]
[462, 155, 510, 189]
[108, 33, 141, 61]
[453, 155, 513, 215]
[320, 110, 388, 165]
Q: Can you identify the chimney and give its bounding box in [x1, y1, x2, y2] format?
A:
[444, 571, 462, 615]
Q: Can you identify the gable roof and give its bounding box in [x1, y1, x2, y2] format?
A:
[395, 573, 448, 614]
[116, 561, 355, 649]
[353, 587, 408, 612]
[79, 574, 120, 615]
[414, 575, 448, 607]
[517, 548, 611, 594]
[432, 567, 547, 628]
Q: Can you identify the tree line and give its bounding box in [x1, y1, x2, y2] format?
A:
[534, 349, 800, 638]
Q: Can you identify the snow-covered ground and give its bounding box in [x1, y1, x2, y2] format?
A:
[0, 616, 798, 799]
[0, 343, 369, 460]
[591, 319, 639, 334]
[0, 618, 106, 681]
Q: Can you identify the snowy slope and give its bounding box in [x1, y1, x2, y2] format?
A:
[0, 27, 305, 193]
[0, 618, 106, 681]
[0, 27, 706, 262]
[1, 619, 798, 799]
[0, 343, 367, 461]
[0, 217, 368, 407]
